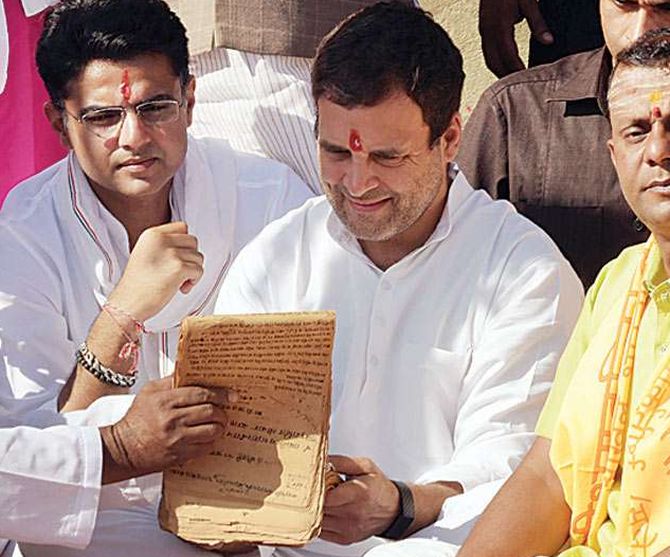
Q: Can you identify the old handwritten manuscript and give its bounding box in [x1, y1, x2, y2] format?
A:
[159, 311, 336, 549]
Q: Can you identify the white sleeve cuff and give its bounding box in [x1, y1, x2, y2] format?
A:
[415, 462, 501, 493]
[64, 394, 135, 427]
[64, 425, 103, 548]
[408, 479, 507, 545]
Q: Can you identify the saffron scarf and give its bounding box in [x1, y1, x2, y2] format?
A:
[551, 238, 670, 556]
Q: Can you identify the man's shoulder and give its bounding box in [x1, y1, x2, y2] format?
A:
[234, 149, 296, 186]
[223, 195, 330, 291]
[459, 177, 561, 249]
[569, 242, 648, 336]
[495, 202, 566, 260]
[244, 195, 330, 248]
[191, 135, 314, 223]
[471, 194, 583, 297]
[0, 160, 69, 292]
[482, 48, 604, 102]
[0, 158, 66, 228]
[450, 176, 574, 278]
[588, 243, 648, 302]
[193, 135, 298, 188]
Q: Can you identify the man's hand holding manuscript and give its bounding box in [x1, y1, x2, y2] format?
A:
[159, 311, 336, 550]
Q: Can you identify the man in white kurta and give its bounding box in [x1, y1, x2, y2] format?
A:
[0, 134, 310, 416]
[216, 171, 583, 557]
[0, 137, 310, 557]
[214, 3, 584, 556]
[0, 1, 312, 555]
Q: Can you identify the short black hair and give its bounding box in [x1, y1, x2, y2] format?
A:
[312, 1, 464, 145]
[36, 0, 189, 107]
[615, 27, 670, 72]
[606, 28, 670, 115]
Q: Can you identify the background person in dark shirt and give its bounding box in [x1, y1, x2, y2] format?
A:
[460, 0, 670, 287]
[479, 0, 603, 78]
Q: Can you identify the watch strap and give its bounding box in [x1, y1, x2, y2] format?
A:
[380, 480, 415, 540]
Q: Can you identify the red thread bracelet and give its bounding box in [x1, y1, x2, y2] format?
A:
[102, 302, 146, 374]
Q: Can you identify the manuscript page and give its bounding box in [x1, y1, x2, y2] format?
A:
[159, 311, 336, 548]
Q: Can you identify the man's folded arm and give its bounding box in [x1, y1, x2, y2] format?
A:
[0, 375, 232, 546]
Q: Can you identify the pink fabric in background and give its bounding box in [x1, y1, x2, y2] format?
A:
[0, 1, 65, 207]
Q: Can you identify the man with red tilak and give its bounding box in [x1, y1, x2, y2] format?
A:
[460, 0, 670, 289]
[0, 1, 312, 556]
[216, 3, 584, 556]
[458, 28, 670, 557]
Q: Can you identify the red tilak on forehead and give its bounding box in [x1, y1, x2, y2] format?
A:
[121, 69, 131, 102]
[349, 129, 363, 152]
[652, 106, 663, 120]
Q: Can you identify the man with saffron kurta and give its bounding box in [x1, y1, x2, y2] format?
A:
[458, 27, 670, 557]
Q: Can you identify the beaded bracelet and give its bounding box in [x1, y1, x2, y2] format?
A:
[76, 342, 137, 388]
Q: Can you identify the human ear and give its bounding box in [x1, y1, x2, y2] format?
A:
[607, 137, 618, 172]
[184, 76, 196, 127]
[44, 102, 72, 149]
[440, 112, 462, 162]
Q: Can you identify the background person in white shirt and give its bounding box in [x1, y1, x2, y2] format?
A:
[0, 1, 311, 556]
[215, 3, 585, 557]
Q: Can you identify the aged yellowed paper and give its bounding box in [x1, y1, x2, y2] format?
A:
[159, 311, 336, 549]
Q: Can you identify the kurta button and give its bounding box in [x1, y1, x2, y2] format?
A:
[370, 355, 379, 366]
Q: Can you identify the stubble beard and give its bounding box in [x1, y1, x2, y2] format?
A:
[322, 157, 446, 243]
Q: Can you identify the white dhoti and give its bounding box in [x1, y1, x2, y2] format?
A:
[190, 47, 321, 194]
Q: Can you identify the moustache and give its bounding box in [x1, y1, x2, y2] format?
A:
[328, 182, 392, 204]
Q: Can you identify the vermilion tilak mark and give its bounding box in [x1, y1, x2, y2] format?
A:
[650, 91, 663, 121]
[349, 129, 363, 152]
[121, 69, 131, 102]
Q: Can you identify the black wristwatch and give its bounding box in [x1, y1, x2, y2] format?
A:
[380, 480, 415, 540]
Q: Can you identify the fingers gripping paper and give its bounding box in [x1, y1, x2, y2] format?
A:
[159, 311, 336, 550]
